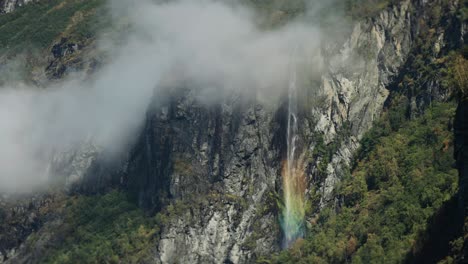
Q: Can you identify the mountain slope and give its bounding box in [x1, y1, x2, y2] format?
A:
[0, 0, 466, 263]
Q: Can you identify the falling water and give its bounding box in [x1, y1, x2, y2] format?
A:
[281, 54, 306, 248]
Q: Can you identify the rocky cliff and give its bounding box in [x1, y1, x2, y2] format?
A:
[116, 0, 458, 262]
[0, 0, 466, 263]
[0, 0, 35, 14]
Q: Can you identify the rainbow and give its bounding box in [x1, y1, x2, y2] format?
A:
[281, 155, 306, 248]
[280, 58, 306, 248]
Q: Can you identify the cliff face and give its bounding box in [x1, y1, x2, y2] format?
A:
[0, 193, 66, 263]
[138, 94, 282, 263]
[118, 0, 420, 262]
[0, 0, 35, 14]
[0, 0, 465, 263]
[311, 0, 413, 205]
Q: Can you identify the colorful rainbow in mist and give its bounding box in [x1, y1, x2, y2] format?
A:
[280, 60, 306, 248]
[281, 156, 306, 248]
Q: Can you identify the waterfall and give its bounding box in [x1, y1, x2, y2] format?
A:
[281, 53, 306, 248]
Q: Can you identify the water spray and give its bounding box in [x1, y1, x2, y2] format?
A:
[280, 48, 306, 248]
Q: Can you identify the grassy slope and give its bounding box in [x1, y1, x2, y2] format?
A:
[0, 0, 400, 53]
[0, 0, 104, 51]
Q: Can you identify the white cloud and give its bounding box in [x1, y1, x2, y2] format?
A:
[0, 0, 326, 193]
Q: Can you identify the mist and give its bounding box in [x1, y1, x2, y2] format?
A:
[0, 0, 328, 193]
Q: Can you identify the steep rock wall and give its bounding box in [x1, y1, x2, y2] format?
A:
[121, 1, 424, 262]
[125, 91, 283, 263]
[2, 0, 465, 263]
[0, 0, 35, 14]
[311, 0, 413, 206]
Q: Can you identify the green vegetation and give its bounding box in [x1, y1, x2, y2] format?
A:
[245, 0, 403, 22]
[395, 0, 467, 100]
[344, 0, 402, 19]
[439, 218, 468, 263]
[42, 190, 159, 264]
[0, 0, 409, 52]
[246, 0, 306, 14]
[458, 0, 468, 23]
[242, 0, 306, 27]
[267, 0, 467, 261]
[0, 0, 463, 262]
[242, 0, 394, 30]
[0, 0, 105, 50]
[446, 54, 468, 99]
[268, 102, 458, 263]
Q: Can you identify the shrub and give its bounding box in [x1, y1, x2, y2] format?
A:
[42, 190, 159, 263]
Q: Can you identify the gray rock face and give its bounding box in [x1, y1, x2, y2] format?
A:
[313, 0, 413, 205]
[0, 0, 35, 14]
[0, 193, 63, 263]
[120, 1, 423, 262]
[125, 91, 283, 262]
[1, 0, 464, 263]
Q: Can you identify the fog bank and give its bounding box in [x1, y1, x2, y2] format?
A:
[0, 0, 327, 192]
